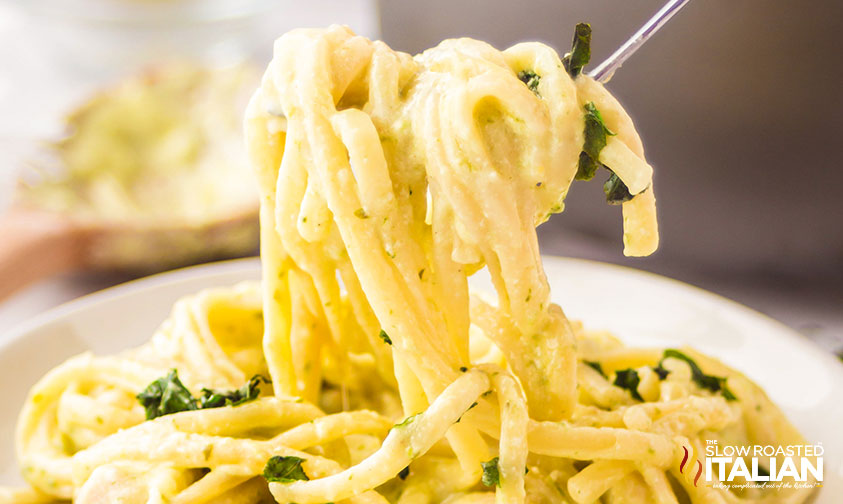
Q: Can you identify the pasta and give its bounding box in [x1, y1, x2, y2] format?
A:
[5, 25, 818, 504]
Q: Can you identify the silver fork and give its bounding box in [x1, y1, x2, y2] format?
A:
[589, 0, 693, 83]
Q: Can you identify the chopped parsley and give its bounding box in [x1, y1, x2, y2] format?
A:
[481, 457, 501, 487]
[354, 208, 369, 219]
[378, 329, 393, 345]
[262, 455, 309, 483]
[659, 349, 737, 401]
[136, 369, 197, 420]
[137, 371, 270, 420]
[583, 360, 607, 378]
[613, 368, 644, 401]
[517, 70, 541, 96]
[199, 375, 271, 409]
[562, 22, 592, 77]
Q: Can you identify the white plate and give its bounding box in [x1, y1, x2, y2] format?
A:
[1, 256, 840, 500]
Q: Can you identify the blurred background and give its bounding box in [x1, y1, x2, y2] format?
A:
[0, 0, 840, 353]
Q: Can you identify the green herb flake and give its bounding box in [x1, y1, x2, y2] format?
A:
[604, 173, 633, 205]
[262, 455, 309, 483]
[378, 329, 393, 346]
[138, 371, 273, 420]
[199, 375, 271, 409]
[721, 385, 738, 402]
[481, 457, 501, 487]
[652, 364, 670, 380]
[576, 102, 616, 182]
[660, 349, 738, 401]
[398, 466, 410, 480]
[583, 360, 607, 378]
[517, 70, 541, 96]
[354, 208, 369, 219]
[562, 23, 592, 78]
[613, 368, 644, 401]
[394, 413, 421, 429]
[136, 369, 197, 420]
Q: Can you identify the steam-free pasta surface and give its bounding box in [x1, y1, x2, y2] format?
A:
[5, 25, 816, 504]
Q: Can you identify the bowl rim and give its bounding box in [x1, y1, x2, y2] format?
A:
[2, 254, 837, 369]
[0, 256, 260, 354]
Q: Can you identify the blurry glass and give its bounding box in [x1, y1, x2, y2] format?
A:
[0, 0, 379, 277]
[0, 0, 380, 167]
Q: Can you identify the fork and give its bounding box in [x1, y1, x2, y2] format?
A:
[590, 0, 693, 83]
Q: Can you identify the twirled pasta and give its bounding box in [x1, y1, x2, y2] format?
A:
[5, 25, 816, 504]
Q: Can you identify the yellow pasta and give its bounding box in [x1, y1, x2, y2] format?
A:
[5, 25, 817, 504]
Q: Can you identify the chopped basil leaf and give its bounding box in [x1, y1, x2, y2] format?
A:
[378, 329, 393, 345]
[262, 455, 309, 483]
[577, 151, 601, 182]
[456, 401, 478, 424]
[613, 368, 644, 401]
[398, 466, 410, 480]
[517, 70, 541, 96]
[199, 375, 271, 409]
[721, 385, 738, 401]
[572, 100, 637, 207]
[660, 349, 737, 401]
[652, 364, 670, 380]
[137, 369, 197, 420]
[604, 173, 633, 204]
[584, 360, 607, 378]
[562, 23, 592, 77]
[138, 372, 272, 420]
[576, 102, 615, 182]
[481, 457, 501, 487]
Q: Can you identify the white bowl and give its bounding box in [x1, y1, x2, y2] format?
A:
[1, 256, 840, 499]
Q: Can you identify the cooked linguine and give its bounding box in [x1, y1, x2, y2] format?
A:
[5, 25, 816, 504]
